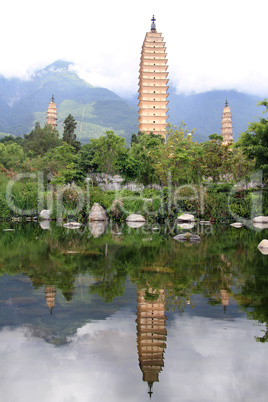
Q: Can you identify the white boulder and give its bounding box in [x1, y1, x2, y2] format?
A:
[40, 220, 50, 230]
[253, 223, 268, 229]
[88, 221, 107, 238]
[88, 203, 108, 221]
[258, 239, 268, 248]
[126, 221, 145, 228]
[258, 239, 268, 255]
[40, 209, 51, 220]
[177, 213, 195, 222]
[126, 214, 146, 222]
[177, 222, 195, 230]
[253, 216, 268, 223]
[63, 222, 81, 229]
[230, 222, 243, 228]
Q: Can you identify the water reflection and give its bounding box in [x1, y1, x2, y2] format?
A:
[1, 222, 268, 400]
[136, 288, 167, 397]
[45, 285, 56, 314]
[0, 310, 268, 402]
[88, 220, 108, 238]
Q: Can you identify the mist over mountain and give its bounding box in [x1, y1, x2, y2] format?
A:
[0, 60, 264, 145]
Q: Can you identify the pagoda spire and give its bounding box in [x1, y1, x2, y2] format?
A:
[151, 15, 156, 31]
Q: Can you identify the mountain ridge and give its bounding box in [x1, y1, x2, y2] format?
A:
[0, 60, 264, 144]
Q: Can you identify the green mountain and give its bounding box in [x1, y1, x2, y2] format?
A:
[166, 87, 263, 142]
[0, 60, 264, 144]
[0, 60, 138, 144]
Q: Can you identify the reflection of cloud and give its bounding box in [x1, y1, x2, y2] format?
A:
[0, 311, 141, 402]
[0, 312, 268, 402]
[159, 316, 268, 402]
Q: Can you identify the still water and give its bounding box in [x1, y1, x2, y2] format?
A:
[0, 220, 268, 402]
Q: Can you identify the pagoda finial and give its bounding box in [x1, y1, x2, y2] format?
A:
[148, 382, 153, 398]
[151, 15, 156, 31]
[225, 99, 228, 107]
[51, 94, 55, 103]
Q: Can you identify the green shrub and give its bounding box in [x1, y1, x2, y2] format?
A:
[0, 193, 10, 219]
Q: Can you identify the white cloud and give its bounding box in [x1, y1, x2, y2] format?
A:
[0, 310, 268, 402]
[0, 1, 267, 96]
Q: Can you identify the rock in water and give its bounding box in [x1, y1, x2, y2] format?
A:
[88, 221, 107, 238]
[126, 214, 146, 222]
[230, 222, 243, 228]
[258, 239, 268, 254]
[174, 233, 201, 243]
[40, 220, 50, 230]
[253, 216, 268, 223]
[63, 222, 81, 229]
[40, 209, 51, 220]
[177, 214, 195, 222]
[88, 203, 108, 221]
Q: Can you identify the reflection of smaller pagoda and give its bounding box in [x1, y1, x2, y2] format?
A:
[45, 285, 56, 314]
[220, 289, 229, 313]
[46, 95, 58, 129]
[136, 288, 167, 398]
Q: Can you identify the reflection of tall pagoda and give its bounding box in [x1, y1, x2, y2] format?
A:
[46, 95, 58, 129]
[138, 16, 169, 136]
[45, 285, 56, 314]
[221, 100, 233, 146]
[136, 288, 167, 398]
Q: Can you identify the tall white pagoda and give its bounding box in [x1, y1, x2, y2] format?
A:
[138, 16, 169, 136]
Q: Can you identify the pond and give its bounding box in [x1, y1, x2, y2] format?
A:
[0, 220, 268, 402]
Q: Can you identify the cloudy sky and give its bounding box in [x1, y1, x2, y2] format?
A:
[1, 0, 267, 97]
[1, 311, 268, 402]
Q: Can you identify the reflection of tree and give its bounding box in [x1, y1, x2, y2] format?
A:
[235, 255, 268, 342]
[200, 258, 232, 312]
[89, 244, 128, 302]
[1, 222, 268, 341]
[136, 287, 167, 398]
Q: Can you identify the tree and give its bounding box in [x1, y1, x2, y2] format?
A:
[90, 131, 127, 189]
[152, 123, 195, 186]
[127, 131, 164, 186]
[202, 136, 232, 183]
[229, 148, 255, 187]
[237, 100, 268, 181]
[78, 143, 98, 172]
[41, 143, 78, 185]
[62, 114, 81, 152]
[0, 142, 25, 171]
[116, 153, 140, 182]
[0, 135, 17, 144]
[24, 122, 61, 156]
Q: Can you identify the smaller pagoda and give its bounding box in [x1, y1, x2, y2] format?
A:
[46, 95, 58, 129]
[221, 100, 233, 146]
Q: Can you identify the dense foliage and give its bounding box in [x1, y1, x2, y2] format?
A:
[0, 104, 268, 222]
[0, 222, 268, 340]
